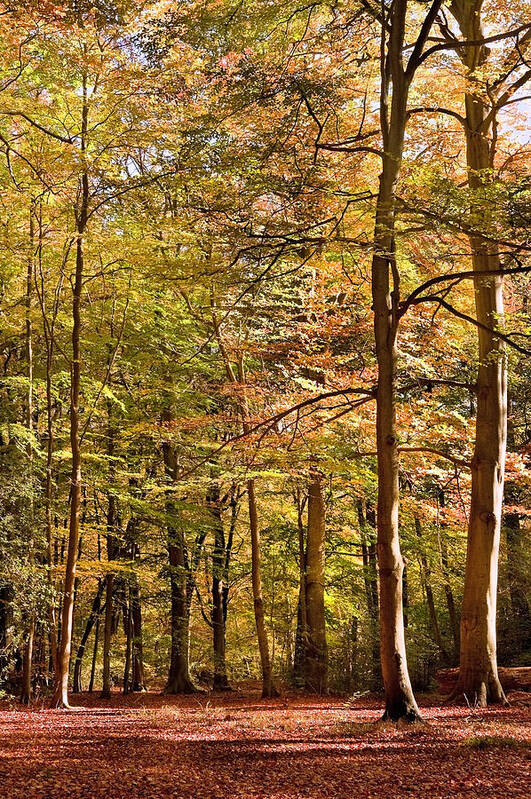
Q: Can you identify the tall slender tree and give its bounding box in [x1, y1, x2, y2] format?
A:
[447, 0, 530, 705]
[370, 0, 443, 721]
[51, 58, 89, 707]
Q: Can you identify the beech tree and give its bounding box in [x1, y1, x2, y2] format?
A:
[446, 0, 530, 706]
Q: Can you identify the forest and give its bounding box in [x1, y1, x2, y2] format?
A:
[0, 1, 529, 797]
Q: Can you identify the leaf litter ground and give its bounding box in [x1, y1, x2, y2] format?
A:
[0, 690, 529, 798]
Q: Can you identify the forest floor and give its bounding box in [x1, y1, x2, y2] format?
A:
[0, 687, 529, 798]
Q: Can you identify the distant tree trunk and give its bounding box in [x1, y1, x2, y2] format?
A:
[72, 492, 87, 626]
[357, 500, 380, 690]
[349, 615, 358, 690]
[124, 514, 145, 693]
[166, 523, 196, 693]
[293, 488, 308, 687]
[44, 301, 58, 677]
[505, 513, 530, 653]
[162, 426, 197, 694]
[207, 482, 237, 691]
[210, 297, 278, 698]
[449, 0, 507, 705]
[123, 588, 133, 695]
[503, 404, 530, 657]
[72, 580, 104, 693]
[441, 542, 460, 663]
[88, 612, 100, 693]
[51, 76, 89, 707]
[248, 478, 278, 698]
[100, 346, 122, 697]
[101, 477, 120, 700]
[20, 629, 34, 706]
[35, 198, 59, 678]
[21, 202, 35, 705]
[415, 517, 450, 664]
[0, 585, 9, 680]
[304, 469, 327, 694]
[438, 491, 460, 663]
[208, 483, 231, 691]
[101, 573, 114, 698]
[131, 578, 145, 691]
[222, 486, 238, 628]
[402, 562, 409, 630]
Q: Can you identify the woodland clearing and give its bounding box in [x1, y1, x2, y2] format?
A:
[0, 690, 529, 799]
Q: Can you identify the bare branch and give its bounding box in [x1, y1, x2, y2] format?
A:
[406, 295, 531, 355]
[418, 23, 531, 66]
[406, 0, 444, 77]
[400, 265, 531, 315]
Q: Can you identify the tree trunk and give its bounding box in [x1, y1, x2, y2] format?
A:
[208, 483, 231, 691]
[402, 562, 409, 630]
[72, 581, 104, 693]
[166, 533, 196, 693]
[88, 611, 100, 694]
[449, 0, 507, 706]
[123, 588, 133, 695]
[131, 579, 146, 691]
[50, 79, 88, 707]
[21, 204, 35, 705]
[503, 401, 530, 657]
[365, 503, 381, 690]
[438, 491, 460, 663]
[101, 573, 114, 698]
[0, 585, 9, 680]
[210, 296, 278, 698]
[349, 615, 358, 691]
[505, 513, 530, 656]
[44, 276, 58, 677]
[304, 469, 327, 694]
[163, 433, 197, 694]
[248, 478, 278, 698]
[20, 624, 34, 705]
[101, 472, 120, 699]
[371, 0, 421, 721]
[293, 488, 307, 686]
[415, 518, 450, 664]
[441, 543, 460, 664]
[438, 666, 531, 695]
[358, 500, 381, 690]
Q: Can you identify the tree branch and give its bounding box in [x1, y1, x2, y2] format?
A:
[176, 387, 376, 482]
[400, 265, 531, 315]
[406, 295, 531, 355]
[418, 23, 531, 65]
[406, 0, 444, 78]
[0, 110, 76, 144]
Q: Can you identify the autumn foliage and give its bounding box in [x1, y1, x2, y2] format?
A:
[0, 0, 529, 794]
